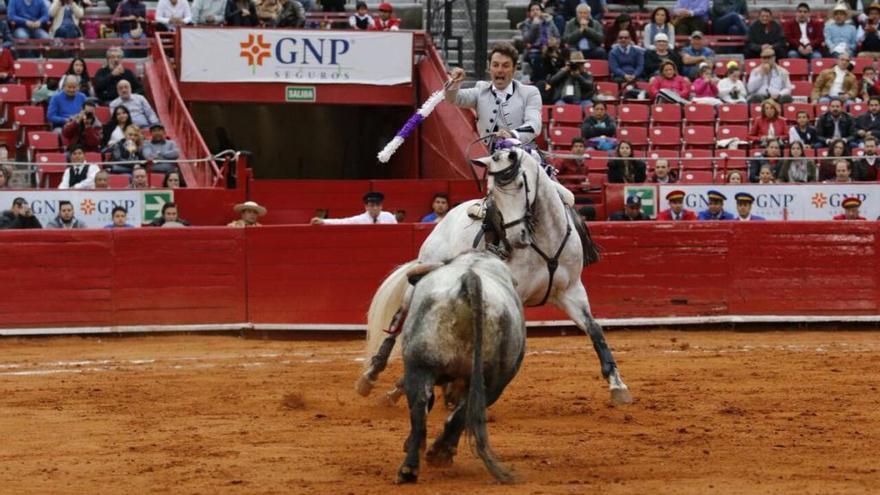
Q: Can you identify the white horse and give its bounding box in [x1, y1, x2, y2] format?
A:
[358, 146, 632, 405]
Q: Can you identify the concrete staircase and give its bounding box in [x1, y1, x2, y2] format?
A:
[429, 0, 518, 75]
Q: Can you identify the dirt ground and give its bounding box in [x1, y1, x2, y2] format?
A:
[1, 330, 879, 495]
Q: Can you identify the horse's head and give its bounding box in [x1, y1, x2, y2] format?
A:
[472, 147, 539, 249]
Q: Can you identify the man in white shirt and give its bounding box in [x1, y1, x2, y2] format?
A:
[155, 0, 193, 31]
[311, 192, 398, 225]
[58, 145, 100, 189]
[109, 79, 159, 129]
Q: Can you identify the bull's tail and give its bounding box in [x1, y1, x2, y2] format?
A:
[463, 270, 515, 484]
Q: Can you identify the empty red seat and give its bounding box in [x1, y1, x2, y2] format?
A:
[594, 81, 619, 100]
[743, 58, 761, 75]
[582, 59, 609, 79]
[618, 104, 650, 126]
[684, 103, 716, 124]
[548, 126, 582, 148]
[717, 125, 749, 142]
[679, 170, 714, 183]
[28, 130, 60, 150]
[716, 149, 749, 172]
[810, 58, 836, 75]
[94, 106, 112, 123]
[681, 148, 714, 170]
[682, 126, 716, 148]
[651, 104, 682, 125]
[0, 83, 29, 125]
[649, 125, 682, 149]
[849, 102, 868, 116]
[783, 102, 815, 122]
[646, 149, 680, 169]
[779, 58, 808, 80]
[13, 60, 42, 86]
[13, 106, 46, 127]
[585, 153, 609, 170]
[792, 81, 812, 99]
[550, 104, 583, 126]
[43, 59, 69, 79]
[109, 174, 130, 189]
[617, 126, 649, 149]
[853, 57, 874, 75]
[718, 104, 749, 124]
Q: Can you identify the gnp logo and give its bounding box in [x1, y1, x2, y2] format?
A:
[240, 34, 272, 73]
[239, 32, 352, 80]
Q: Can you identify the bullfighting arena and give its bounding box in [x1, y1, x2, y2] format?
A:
[1, 329, 878, 494]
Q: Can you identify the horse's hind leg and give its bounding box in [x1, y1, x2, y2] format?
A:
[398, 367, 433, 484]
[426, 402, 466, 467]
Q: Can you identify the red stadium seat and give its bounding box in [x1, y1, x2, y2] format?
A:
[548, 126, 582, 148]
[679, 170, 714, 183]
[587, 172, 607, 190]
[85, 152, 102, 163]
[792, 81, 812, 99]
[617, 126, 648, 149]
[810, 58, 836, 75]
[646, 149, 680, 170]
[43, 59, 69, 79]
[849, 102, 868, 117]
[684, 103, 716, 124]
[853, 57, 875, 75]
[550, 104, 583, 126]
[681, 148, 714, 170]
[743, 58, 761, 75]
[716, 148, 749, 171]
[86, 60, 104, 76]
[817, 102, 830, 115]
[585, 153, 609, 171]
[0, 83, 30, 125]
[27, 130, 61, 161]
[682, 126, 716, 149]
[718, 104, 749, 124]
[649, 125, 681, 149]
[94, 106, 112, 123]
[650, 104, 682, 125]
[13, 60, 42, 87]
[604, 103, 618, 118]
[750, 102, 762, 118]
[595, 81, 619, 100]
[783, 102, 815, 123]
[717, 125, 749, 142]
[582, 59, 609, 80]
[12, 106, 48, 144]
[618, 104, 650, 126]
[779, 58, 808, 80]
[109, 174, 130, 189]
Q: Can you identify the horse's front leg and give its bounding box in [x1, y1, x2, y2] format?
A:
[555, 282, 632, 405]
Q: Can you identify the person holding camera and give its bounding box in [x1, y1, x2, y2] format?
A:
[48, 0, 83, 38]
[811, 52, 858, 103]
[0, 197, 42, 229]
[718, 62, 747, 103]
[62, 100, 102, 151]
[547, 51, 595, 107]
[521, 2, 560, 81]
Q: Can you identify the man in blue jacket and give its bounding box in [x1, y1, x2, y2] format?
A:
[7, 0, 49, 40]
[697, 190, 735, 220]
[608, 29, 645, 84]
[47, 76, 87, 129]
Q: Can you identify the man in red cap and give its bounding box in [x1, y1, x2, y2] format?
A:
[657, 190, 697, 220]
[373, 2, 401, 31]
[833, 197, 866, 220]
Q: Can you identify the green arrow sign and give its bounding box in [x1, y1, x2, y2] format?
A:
[143, 191, 174, 222]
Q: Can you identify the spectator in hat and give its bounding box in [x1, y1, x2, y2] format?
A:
[0, 197, 42, 229]
[110, 79, 159, 129]
[609, 195, 649, 221]
[697, 190, 735, 220]
[784, 3, 825, 60]
[817, 98, 857, 147]
[680, 31, 715, 80]
[607, 140, 646, 183]
[642, 6, 675, 51]
[373, 2, 400, 31]
[149, 202, 190, 227]
[547, 51, 595, 106]
[46, 200, 87, 229]
[420, 193, 449, 223]
[672, 0, 708, 37]
[228, 201, 267, 227]
[858, 3, 880, 57]
[746, 8, 786, 59]
[825, 4, 858, 57]
[746, 47, 794, 103]
[811, 52, 858, 103]
[718, 63, 748, 103]
[563, 3, 605, 60]
[59, 145, 100, 189]
[734, 193, 765, 221]
[644, 33, 683, 79]
[142, 123, 180, 173]
[658, 190, 696, 220]
[349, 1, 373, 30]
[105, 205, 133, 228]
[834, 197, 866, 220]
[710, 0, 748, 36]
[311, 192, 397, 225]
[608, 29, 645, 84]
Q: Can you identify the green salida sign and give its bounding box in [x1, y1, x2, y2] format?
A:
[286, 86, 316, 102]
[143, 191, 174, 223]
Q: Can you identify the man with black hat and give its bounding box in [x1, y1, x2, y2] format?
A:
[609, 195, 650, 221]
[0, 197, 42, 229]
[658, 189, 697, 220]
[311, 192, 398, 225]
[697, 190, 735, 220]
[142, 123, 180, 173]
[834, 197, 866, 220]
[734, 192, 766, 221]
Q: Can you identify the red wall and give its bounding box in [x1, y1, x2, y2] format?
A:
[1, 222, 877, 330]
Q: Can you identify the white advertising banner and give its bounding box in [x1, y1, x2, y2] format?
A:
[0, 190, 175, 228]
[180, 28, 413, 85]
[657, 184, 880, 220]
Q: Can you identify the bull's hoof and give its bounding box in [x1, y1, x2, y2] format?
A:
[610, 387, 633, 405]
[355, 375, 375, 397]
[396, 466, 418, 484]
[425, 445, 456, 467]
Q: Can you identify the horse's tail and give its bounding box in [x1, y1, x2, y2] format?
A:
[363, 260, 418, 370]
[463, 269, 515, 484]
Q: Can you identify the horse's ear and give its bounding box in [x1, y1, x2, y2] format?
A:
[471, 157, 491, 168]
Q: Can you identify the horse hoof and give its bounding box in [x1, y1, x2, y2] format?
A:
[355, 375, 375, 397]
[396, 466, 418, 484]
[610, 387, 633, 405]
[425, 446, 456, 467]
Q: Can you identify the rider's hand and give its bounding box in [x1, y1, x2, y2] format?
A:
[449, 68, 465, 85]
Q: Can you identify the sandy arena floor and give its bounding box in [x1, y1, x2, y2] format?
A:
[0, 330, 879, 494]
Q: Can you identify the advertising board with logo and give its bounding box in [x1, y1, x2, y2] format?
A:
[657, 184, 879, 220]
[0, 190, 174, 228]
[180, 29, 413, 85]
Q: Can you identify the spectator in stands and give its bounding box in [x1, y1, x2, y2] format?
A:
[826, 159, 854, 183]
[109, 124, 145, 174]
[116, 0, 147, 48]
[673, 0, 708, 37]
[648, 60, 690, 102]
[750, 99, 786, 145]
[658, 190, 696, 220]
[855, 97, 880, 142]
[521, 3, 559, 81]
[563, 4, 605, 60]
[642, 6, 675, 51]
[609, 195, 649, 221]
[129, 164, 149, 188]
[228, 201, 266, 227]
[784, 3, 825, 60]
[644, 33, 682, 79]
[0, 19, 13, 50]
[778, 141, 817, 182]
[110, 80, 159, 129]
[58, 145, 100, 189]
[7, 0, 50, 41]
[580, 101, 616, 142]
[726, 170, 744, 183]
[94, 47, 141, 103]
[547, 51, 595, 106]
[311, 192, 397, 225]
[94, 169, 109, 188]
[162, 169, 185, 188]
[348, 1, 372, 30]
[746, 47, 794, 103]
[0, 165, 10, 188]
[557, 137, 590, 191]
[561, 0, 606, 23]
[534, 36, 565, 91]
[257, 0, 283, 25]
[149, 202, 190, 227]
[861, 66, 880, 101]
[811, 52, 858, 103]
[820, 138, 850, 179]
[105, 206, 133, 228]
[226, 0, 258, 26]
[0, 43, 12, 83]
[734, 193, 765, 221]
[142, 123, 180, 173]
[697, 190, 734, 220]
[103, 105, 134, 149]
[608, 30, 645, 84]
[49, 0, 82, 38]
[691, 63, 721, 105]
[62, 98, 101, 151]
[680, 31, 715, 80]
[817, 98, 856, 148]
[373, 2, 400, 31]
[31, 78, 59, 105]
[749, 138, 784, 182]
[47, 76, 87, 130]
[420, 193, 449, 223]
[834, 197, 865, 220]
[607, 140, 646, 183]
[0, 197, 42, 229]
[757, 163, 776, 184]
[857, 3, 880, 57]
[192, 0, 226, 25]
[710, 0, 748, 36]
[275, 0, 305, 27]
[825, 4, 858, 57]
[745, 8, 786, 60]
[649, 159, 677, 183]
[156, 0, 193, 31]
[60, 58, 94, 97]
[46, 200, 86, 229]
[853, 135, 879, 180]
[718, 63, 747, 103]
[788, 110, 820, 147]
